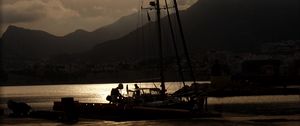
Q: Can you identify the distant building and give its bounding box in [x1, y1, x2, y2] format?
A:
[240, 59, 283, 87]
[260, 40, 299, 55]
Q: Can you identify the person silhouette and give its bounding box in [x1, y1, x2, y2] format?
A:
[134, 84, 140, 97]
[109, 83, 124, 104]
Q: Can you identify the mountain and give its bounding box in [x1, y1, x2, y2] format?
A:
[181, 0, 300, 52]
[1, 0, 300, 84]
[1, 0, 300, 63]
[85, 0, 300, 63]
[62, 12, 147, 53]
[0, 12, 146, 60]
[1, 25, 63, 59]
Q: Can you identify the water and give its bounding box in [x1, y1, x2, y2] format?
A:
[1, 82, 299, 108]
[0, 82, 198, 108]
[1, 82, 300, 126]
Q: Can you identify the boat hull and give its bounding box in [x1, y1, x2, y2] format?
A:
[51, 102, 219, 121]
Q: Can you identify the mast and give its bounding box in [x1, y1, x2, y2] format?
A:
[173, 0, 196, 83]
[0, 38, 6, 83]
[155, 0, 166, 96]
[141, 0, 165, 96]
[164, 0, 186, 86]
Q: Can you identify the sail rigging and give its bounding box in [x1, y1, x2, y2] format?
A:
[139, 0, 197, 95]
[164, 0, 186, 86]
[172, 0, 196, 83]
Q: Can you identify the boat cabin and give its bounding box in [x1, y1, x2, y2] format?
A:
[127, 88, 163, 103]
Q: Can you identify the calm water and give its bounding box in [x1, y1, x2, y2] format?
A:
[1, 82, 300, 126]
[0, 82, 299, 109]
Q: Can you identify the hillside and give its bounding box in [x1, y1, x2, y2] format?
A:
[85, 0, 300, 63]
[0, 12, 146, 60]
[1, 0, 300, 84]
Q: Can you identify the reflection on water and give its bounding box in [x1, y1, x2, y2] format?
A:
[0, 82, 299, 109]
[1, 83, 300, 126]
[208, 95, 300, 105]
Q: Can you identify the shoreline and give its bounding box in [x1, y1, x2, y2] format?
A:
[0, 80, 203, 87]
[1, 78, 299, 87]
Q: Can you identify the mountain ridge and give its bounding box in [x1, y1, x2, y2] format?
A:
[0, 11, 147, 60]
[1, 0, 299, 63]
[82, 0, 300, 63]
[1, 0, 300, 85]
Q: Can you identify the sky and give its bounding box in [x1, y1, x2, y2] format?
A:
[0, 0, 197, 37]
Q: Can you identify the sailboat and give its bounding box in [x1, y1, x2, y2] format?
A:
[42, 0, 219, 121]
[99, 0, 215, 119]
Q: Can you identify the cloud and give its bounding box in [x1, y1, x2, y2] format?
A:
[44, 0, 80, 20]
[1, 0, 46, 23]
[1, 0, 140, 36]
[1, 0, 79, 24]
[0, 0, 197, 36]
[60, 0, 139, 18]
[177, 0, 198, 10]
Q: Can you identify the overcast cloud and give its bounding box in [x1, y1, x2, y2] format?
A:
[1, 0, 197, 36]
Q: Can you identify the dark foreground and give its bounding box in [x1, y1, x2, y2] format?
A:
[1, 102, 300, 126]
[1, 113, 300, 126]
